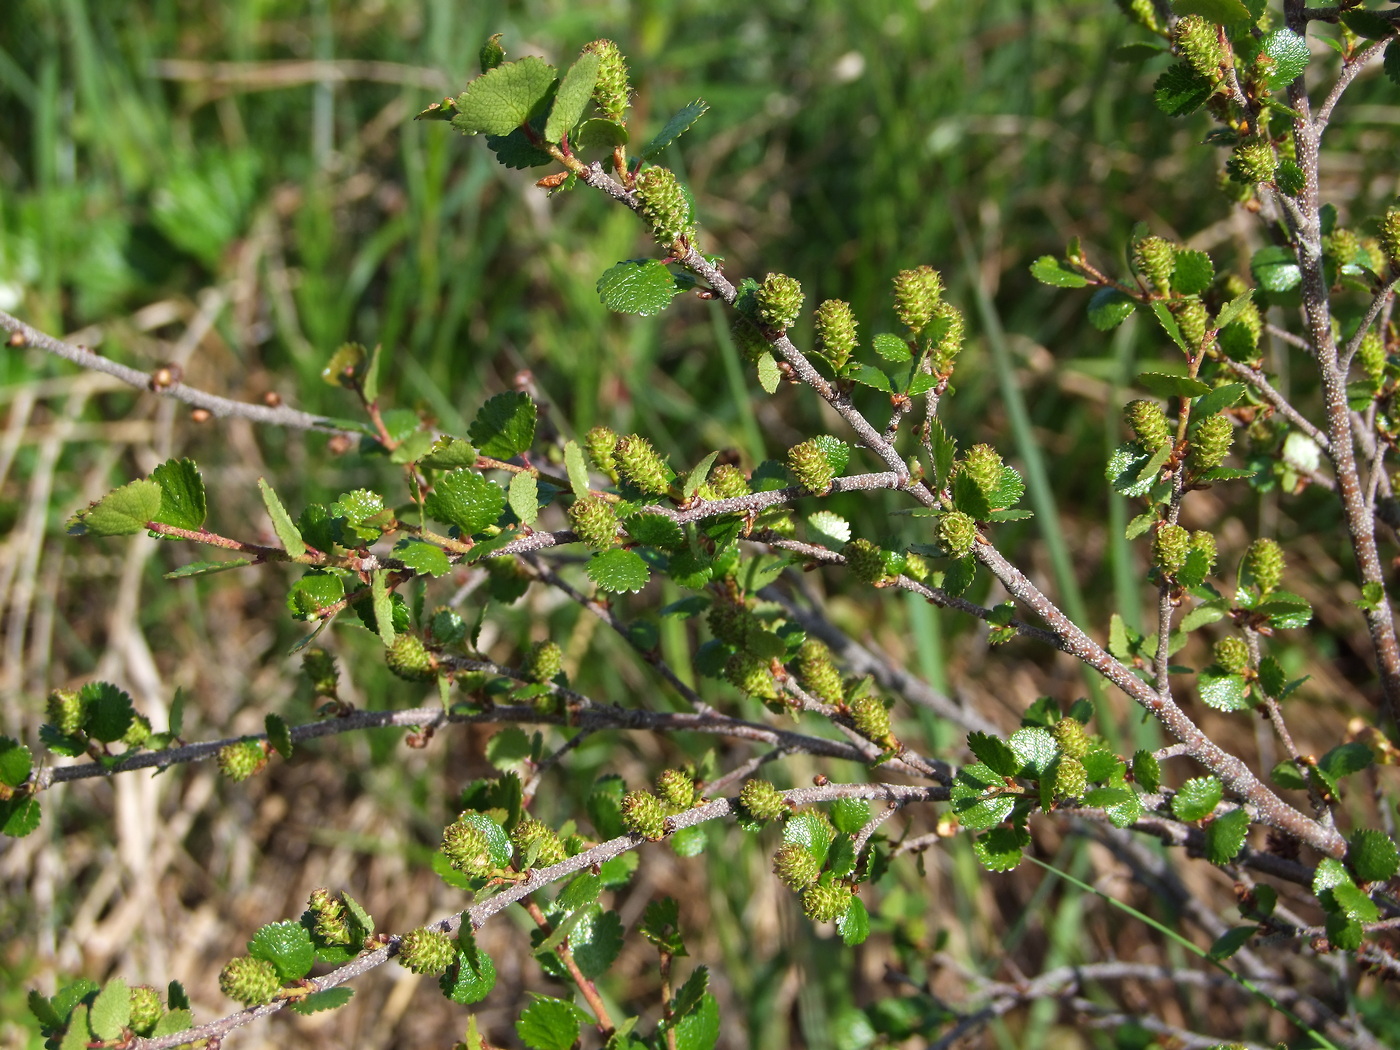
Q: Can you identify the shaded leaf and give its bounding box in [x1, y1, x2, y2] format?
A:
[973, 825, 1030, 872]
[1137, 372, 1211, 398]
[1029, 256, 1088, 288]
[587, 548, 650, 593]
[469, 392, 536, 460]
[1251, 245, 1301, 292]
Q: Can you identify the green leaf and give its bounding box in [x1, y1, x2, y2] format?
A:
[421, 436, 479, 469]
[1171, 775, 1223, 821]
[587, 548, 650, 593]
[249, 920, 315, 981]
[973, 825, 1031, 872]
[1349, 829, 1400, 883]
[625, 514, 686, 550]
[1008, 726, 1060, 777]
[370, 568, 395, 646]
[265, 714, 293, 760]
[597, 258, 683, 316]
[1132, 749, 1161, 793]
[1315, 741, 1373, 795]
[425, 469, 505, 535]
[1087, 288, 1136, 330]
[951, 763, 1017, 830]
[546, 51, 600, 143]
[1259, 28, 1310, 89]
[453, 57, 557, 137]
[1257, 591, 1312, 630]
[60, 1004, 90, 1050]
[1171, 249, 1214, 295]
[1214, 289, 1254, 331]
[1080, 749, 1120, 784]
[1150, 301, 1187, 352]
[588, 776, 626, 839]
[516, 994, 585, 1050]
[640, 897, 686, 955]
[563, 440, 592, 498]
[672, 993, 720, 1050]
[151, 459, 207, 530]
[1270, 759, 1308, 790]
[150, 1008, 193, 1038]
[0, 736, 33, 788]
[81, 681, 135, 743]
[872, 332, 912, 361]
[575, 117, 628, 151]
[1206, 807, 1250, 864]
[1029, 256, 1088, 288]
[671, 965, 709, 1020]
[441, 929, 497, 1005]
[469, 392, 536, 460]
[258, 479, 307, 557]
[569, 906, 624, 978]
[1340, 9, 1397, 40]
[1275, 158, 1304, 197]
[1136, 372, 1211, 398]
[87, 978, 130, 1041]
[287, 570, 345, 620]
[507, 472, 539, 527]
[783, 811, 835, 866]
[640, 99, 709, 159]
[1, 794, 41, 837]
[1251, 245, 1301, 292]
[1386, 39, 1400, 88]
[394, 538, 451, 578]
[1153, 62, 1212, 117]
[27, 989, 62, 1031]
[1208, 926, 1256, 961]
[684, 451, 721, 499]
[165, 558, 254, 579]
[756, 351, 781, 394]
[848, 363, 892, 392]
[1331, 882, 1379, 928]
[1171, 0, 1250, 23]
[830, 797, 871, 835]
[1199, 669, 1250, 711]
[967, 732, 1019, 777]
[290, 988, 353, 1015]
[69, 477, 162, 537]
[321, 342, 367, 387]
[1193, 383, 1245, 419]
[837, 896, 870, 946]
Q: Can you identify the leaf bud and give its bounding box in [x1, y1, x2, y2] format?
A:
[386, 633, 438, 682]
[479, 33, 505, 73]
[1133, 235, 1177, 294]
[1174, 14, 1228, 81]
[614, 434, 672, 495]
[1176, 299, 1209, 349]
[842, 538, 890, 584]
[522, 640, 564, 685]
[892, 265, 943, 335]
[397, 927, 455, 975]
[739, 779, 790, 823]
[773, 842, 822, 889]
[788, 438, 836, 495]
[1053, 756, 1088, 800]
[706, 463, 750, 500]
[633, 166, 695, 249]
[903, 550, 930, 581]
[218, 956, 281, 1007]
[511, 817, 568, 866]
[128, 985, 163, 1036]
[1052, 718, 1090, 760]
[655, 768, 698, 811]
[621, 789, 669, 839]
[1189, 530, 1217, 575]
[46, 689, 83, 736]
[308, 888, 352, 944]
[794, 640, 844, 706]
[1153, 523, 1190, 576]
[960, 444, 1004, 500]
[582, 39, 630, 122]
[849, 694, 896, 749]
[724, 651, 779, 700]
[930, 301, 966, 374]
[937, 510, 978, 559]
[1380, 206, 1400, 268]
[813, 299, 858, 370]
[1243, 537, 1285, 594]
[217, 739, 268, 782]
[1213, 636, 1250, 674]
[1124, 399, 1173, 453]
[568, 495, 621, 551]
[1190, 413, 1235, 472]
[584, 425, 620, 479]
[754, 273, 805, 331]
[1324, 227, 1362, 269]
[122, 712, 152, 748]
[1358, 329, 1387, 392]
[303, 648, 340, 698]
[801, 880, 853, 922]
[1226, 140, 1277, 185]
[440, 815, 496, 876]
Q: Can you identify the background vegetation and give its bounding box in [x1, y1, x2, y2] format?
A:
[1, 1, 1396, 1047]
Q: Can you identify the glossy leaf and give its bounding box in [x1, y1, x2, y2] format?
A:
[151, 459, 207, 530]
[1153, 62, 1212, 117]
[1251, 245, 1301, 292]
[1171, 776, 1223, 821]
[1205, 807, 1250, 864]
[1029, 256, 1088, 288]
[516, 994, 586, 1050]
[587, 548, 650, 593]
[1199, 669, 1250, 711]
[597, 258, 683, 316]
[424, 469, 506, 535]
[1348, 829, 1400, 883]
[973, 825, 1030, 872]
[249, 920, 316, 981]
